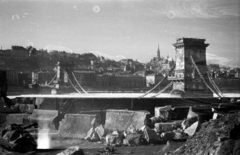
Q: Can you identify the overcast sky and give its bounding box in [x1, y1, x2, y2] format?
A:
[0, 0, 239, 67]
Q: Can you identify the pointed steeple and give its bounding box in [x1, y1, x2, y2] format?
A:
[157, 44, 160, 61]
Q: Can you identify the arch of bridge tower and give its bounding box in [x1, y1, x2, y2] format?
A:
[56, 61, 75, 83]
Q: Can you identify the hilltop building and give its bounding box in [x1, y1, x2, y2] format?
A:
[0, 46, 29, 59]
[149, 44, 174, 73]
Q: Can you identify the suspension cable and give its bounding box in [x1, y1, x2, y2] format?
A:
[65, 71, 81, 94]
[190, 56, 222, 98]
[139, 75, 167, 98]
[207, 73, 223, 96]
[138, 63, 176, 98]
[151, 81, 173, 98]
[47, 73, 57, 85]
[72, 72, 88, 94]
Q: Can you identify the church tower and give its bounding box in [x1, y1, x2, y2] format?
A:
[157, 44, 160, 61]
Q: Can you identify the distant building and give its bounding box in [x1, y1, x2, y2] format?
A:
[96, 74, 116, 87]
[157, 44, 161, 61]
[134, 70, 154, 77]
[68, 53, 79, 59]
[149, 44, 174, 73]
[162, 63, 170, 71]
[134, 62, 145, 72]
[208, 64, 220, 72]
[96, 74, 145, 88]
[235, 72, 240, 78]
[6, 70, 19, 86]
[234, 68, 240, 78]
[120, 59, 133, 65]
[19, 72, 32, 87]
[115, 75, 145, 88]
[49, 50, 60, 59]
[11, 46, 29, 59]
[73, 70, 96, 86]
[146, 73, 164, 87]
[0, 49, 11, 58]
[30, 48, 50, 58]
[226, 69, 236, 78]
[32, 71, 38, 84]
[0, 46, 29, 59]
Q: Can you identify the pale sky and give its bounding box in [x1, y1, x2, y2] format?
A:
[0, 0, 240, 67]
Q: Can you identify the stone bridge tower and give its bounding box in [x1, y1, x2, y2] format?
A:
[55, 61, 75, 84]
[168, 38, 212, 97]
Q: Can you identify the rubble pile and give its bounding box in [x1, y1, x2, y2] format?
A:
[171, 112, 240, 155]
[0, 123, 37, 153]
[84, 106, 189, 148]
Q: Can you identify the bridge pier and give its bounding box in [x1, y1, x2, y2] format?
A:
[168, 38, 214, 98]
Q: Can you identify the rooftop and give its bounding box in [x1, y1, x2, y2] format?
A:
[11, 46, 27, 51]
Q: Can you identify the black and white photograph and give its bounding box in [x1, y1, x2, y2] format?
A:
[0, 0, 240, 154]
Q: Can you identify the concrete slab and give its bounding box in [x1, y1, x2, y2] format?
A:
[104, 109, 150, 132]
[58, 114, 96, 138]
[79, 110, 105, 125]
[29, 109, 59, 130]
[184, 121, 200, 136]
[155, 106, 172, 121]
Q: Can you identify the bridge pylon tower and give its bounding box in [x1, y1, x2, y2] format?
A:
[168, 38, 214, 97]
[58, 60, 75, 84]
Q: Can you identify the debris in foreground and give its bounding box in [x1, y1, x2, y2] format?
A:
[56, 146, 85, 155]
[170, 112, 240, 155]
[0, 123, 37, 153]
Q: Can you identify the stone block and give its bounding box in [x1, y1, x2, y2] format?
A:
[95, 124, 105, 139]
[143, 128, 160, 143]
[154, 122, 176, 132]
[58, 114, 96, 138]
[29, 109, 59, 130]
[155, 106, 171, 121]
[184, 121, 200, 136]
[104, 109, 150, 132]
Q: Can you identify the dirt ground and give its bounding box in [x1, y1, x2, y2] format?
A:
[0, 138, 184, 155]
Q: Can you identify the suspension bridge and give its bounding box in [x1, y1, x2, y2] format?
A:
[10, 38, 240, 99]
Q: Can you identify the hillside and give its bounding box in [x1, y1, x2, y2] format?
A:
[0, 53, 125, 72]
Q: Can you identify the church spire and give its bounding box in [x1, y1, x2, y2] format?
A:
[157, 43, 160, 61]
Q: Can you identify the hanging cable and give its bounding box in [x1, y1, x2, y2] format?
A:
[138, 63, 175, 98]
[47, 73, 57, 85]
[190, 56, 222, 98]
[207, 73, 223, 96]
[64, 71, 81, 94]
[139, 75, 167, 98]
[151, 81, 173, 98]
[67, 76, 82, 94]
[72, 72, 88, 94]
